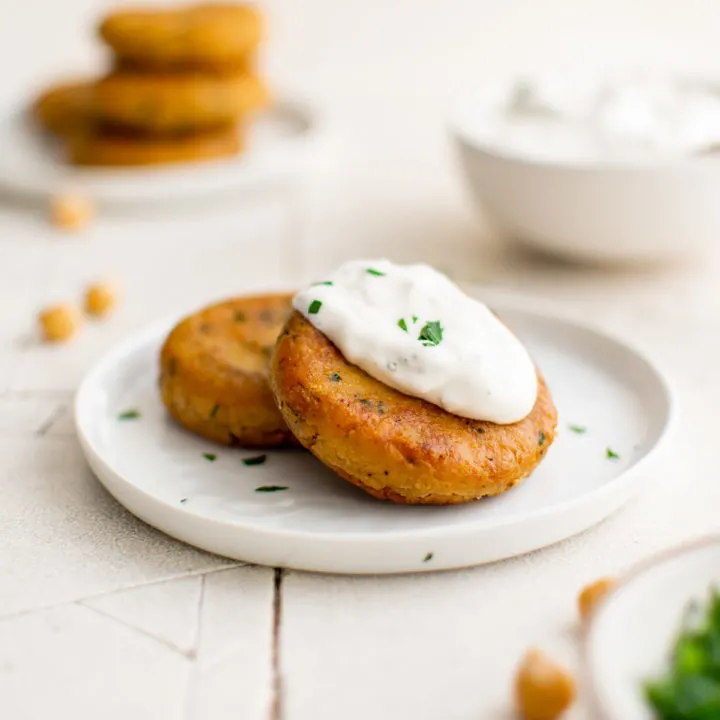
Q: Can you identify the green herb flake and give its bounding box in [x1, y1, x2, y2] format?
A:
[308, 300, 322, 315]
[243, 454, 267, 466]
[255, 485, 288, 493]
[538, 431, 546, 447]
[202, 453, 217, 462]
[311, 281, 333, 286]
[412, 315, 418, 323]
[330, 372, 342, 382]
[210, 403, 220, 418]
[233, 310, 247, 322]
[606, 448, 620, 460]
[418, 320, 443, 347]
[423, 552, 434, 562]
[180, 498, 188, 504]
[398, 318, 408, 332]
[117, 409, 141, 421]
[569, 424, 587, 434]
[366, 268, 386, 277]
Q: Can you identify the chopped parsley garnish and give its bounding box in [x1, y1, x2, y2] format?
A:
[606, 448, 620, 460]
[117, 409, 140, 421]
[243, 454, 267, 466]
[569, 424, 587, 434]
[418, 320, 443, 347]
[202, 453, 217, 462]
[646, 589, 720, 718]
[308, 300, 322, 315]
[398, 318, 408, 332]
[366, 268, 385, 277]
[311, 281, 333, 286]
[180, 498, 188, 504]
[423, 552, 434, 562]
[255, 485, 288, 492]
[210, 404, 220, 418]
[538, 431, 546, 447]
[412, 315, 418, 323]
[233, 310, 246, 322]
[330, 372, 342, 382]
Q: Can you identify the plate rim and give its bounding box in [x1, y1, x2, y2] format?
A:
[74, 289, 675, 547]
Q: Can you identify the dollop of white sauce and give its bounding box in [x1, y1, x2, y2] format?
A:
[476, 73, 720, 163]
[293, 259, 538, 424]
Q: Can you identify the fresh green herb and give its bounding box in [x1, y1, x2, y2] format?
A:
[646, 589, 720, 719]
[423, 552, 434, 562]
[538, 431, 546, 447]
[398, 318, 408, 332]
[255, 485, 288, 492]
[418, 320, 443, 347]
[117, 409, 140, 421]
[366, 268, 385, 277]
[308, 300, 322, 315]
[180, 498, 188, 504]
[330, 372, 342, 382]
[569, 424, 587, 434]
[210, 404, 220, 418]
[412, 315, 418, 323]
[202, 453, 217, 462]
[233, 310, 247, 322]
[243, 454, 267, 466]
[311, 281, 334, 286]
[606, 448, 620, 460]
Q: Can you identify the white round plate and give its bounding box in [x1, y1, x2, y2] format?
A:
[0, 98, 322, 205]
[587, 537, 720, 720]
[75, 291, 673, 574]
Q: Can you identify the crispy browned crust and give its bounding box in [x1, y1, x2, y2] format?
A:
[113, 55, 256, 75]
[270, 312, 558, 504]
[93, 72, 268, 131]
[99, 3, 262, 66]
[32, 80, 95, 138]
[68, 124, 242, 166]
[160, 294, 297, 448]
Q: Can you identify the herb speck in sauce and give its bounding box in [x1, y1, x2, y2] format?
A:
[366, 268, 385, 276]
[243, 454, 267, 466]
[180, 498, 188, 504]
[202, 453, 217, 462]
[417, 320, 443, 347]
[117, 409, 140, 421]
[308, 300, 322, 315]
[569, 425, 587, 434]
[312, 281, 334, 286]
[256, 485, 288, 492]
[398, 318, 408, 332]
[606, 448, 620, 460]
[423, 552, 434, 562]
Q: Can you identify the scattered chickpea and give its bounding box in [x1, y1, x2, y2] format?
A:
[50, 194, 93, 232]
[85, 282, 116, 318]
[38, 303, 80, 343]
[578, 577, 616, 624]
[515, 648, 576, 720]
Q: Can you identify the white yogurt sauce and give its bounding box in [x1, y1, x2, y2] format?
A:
[477, 73, 720, 163]
[293, 259, 537, 424]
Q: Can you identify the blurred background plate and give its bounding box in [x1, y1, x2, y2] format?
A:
[0, 97, 324, 206]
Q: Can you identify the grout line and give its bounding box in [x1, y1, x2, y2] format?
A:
[182, 574, 208, 720]
[0, 563, 245, 624]
[35, 403, 66, 436]
[79, 600, 193, 659]
[269, 567, 285, 720]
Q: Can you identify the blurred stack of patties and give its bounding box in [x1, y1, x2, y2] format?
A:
[32, 3, 268, 167]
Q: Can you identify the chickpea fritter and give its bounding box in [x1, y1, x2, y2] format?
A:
[160, 294, 296, 449]
[69, 124, 242, 167]
[270, 312, 557, 505]
[93, 72, 268, 132]
[33, 80, 94, 138]
[98, 3, 262, 68]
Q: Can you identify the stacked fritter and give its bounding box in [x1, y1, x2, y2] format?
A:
[32, 3, 267, 167]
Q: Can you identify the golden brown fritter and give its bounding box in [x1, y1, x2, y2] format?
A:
[32, 80, 94, 138]
[93, 71, 268, 131]
[68, 124, 242, 166]
[98, 3, 262, 68]
[160, 294, 297, 448]
[270, 312, 558, 504]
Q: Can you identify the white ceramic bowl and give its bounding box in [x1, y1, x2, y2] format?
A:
[586, 537, 720, 719]
[450, 95, 720, 264]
